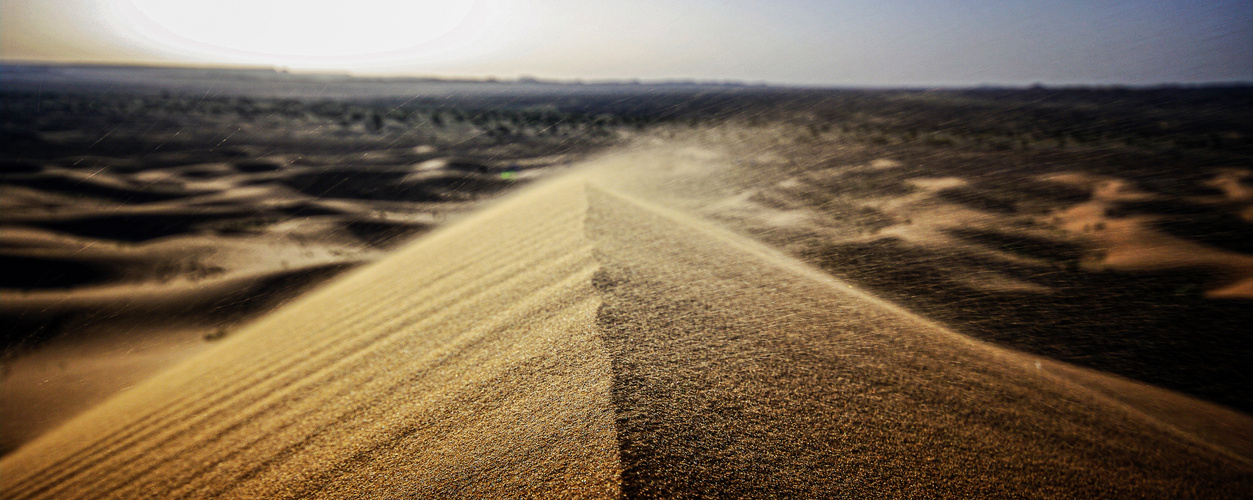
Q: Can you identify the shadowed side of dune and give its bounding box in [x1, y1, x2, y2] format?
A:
[0, 177, 620, 499]
[3, 162, 1252, 499]
[0, 255, 115, 290]
[586, 184, 1253, 498]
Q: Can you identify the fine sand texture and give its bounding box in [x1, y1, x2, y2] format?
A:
[0, 126, 567, 454]
[0, 154, 530, 456]
[2, 154, 1251, 498]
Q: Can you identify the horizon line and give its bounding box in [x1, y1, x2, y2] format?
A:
[4, 59, 1252, 91]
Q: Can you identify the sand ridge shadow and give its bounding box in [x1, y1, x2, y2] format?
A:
[584, 179, 1253, 498]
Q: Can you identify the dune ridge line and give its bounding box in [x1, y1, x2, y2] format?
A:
[1, 174, 621, 499]
[584, 175, 1251, 497]
[587, 176, 1253, 467]
[2, 158, 1251, 498]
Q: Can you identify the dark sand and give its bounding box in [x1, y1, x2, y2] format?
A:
[2, 155, 1250, 498]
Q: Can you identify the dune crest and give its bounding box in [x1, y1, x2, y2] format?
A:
[584, 172, 1251, 497]
[0, 175, 620, 499]
[2, 154, 1251, 498]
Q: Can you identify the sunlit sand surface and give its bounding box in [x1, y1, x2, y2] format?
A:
[2, 150, 1250, 498]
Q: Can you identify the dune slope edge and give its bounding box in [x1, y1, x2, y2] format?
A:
[0, 176, 620, 499]
[2, 165, 1251, 498]
[586, 183, 1252, 497]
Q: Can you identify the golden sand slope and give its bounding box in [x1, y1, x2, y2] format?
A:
[2, 155, 1251, 498]
[0, 175, 620, 499]
[588, 184, 1252, 497]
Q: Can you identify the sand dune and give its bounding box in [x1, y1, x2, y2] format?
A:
[0, 175, 619, 498]
[587, 182, 1252, 496]
[0, 144, 561, 454]
[2, 157, 1251, 498]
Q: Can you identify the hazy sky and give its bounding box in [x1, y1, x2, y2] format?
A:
[3, 0, 1251, 86]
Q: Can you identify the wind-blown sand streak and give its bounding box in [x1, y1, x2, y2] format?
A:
[1, 155, 1250, 498]
[0, 175, 620, 499]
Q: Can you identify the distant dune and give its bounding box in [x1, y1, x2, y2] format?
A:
[0, 86, 585, 454]
[3, 153, 1250, 498]
[0, 145, 556, 455]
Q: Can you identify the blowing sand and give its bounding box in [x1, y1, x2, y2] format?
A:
[1, 152, 1251, 498]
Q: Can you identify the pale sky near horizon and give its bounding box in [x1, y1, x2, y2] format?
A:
[2, 0, 1251, 86]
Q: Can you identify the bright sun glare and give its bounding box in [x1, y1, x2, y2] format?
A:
[121, 0, 488, 69]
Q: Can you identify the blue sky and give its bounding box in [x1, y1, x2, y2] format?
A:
[3, 0, 1251, 86]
